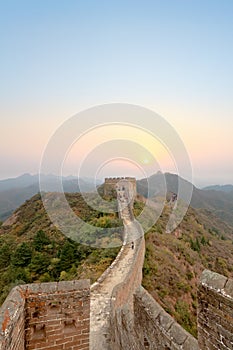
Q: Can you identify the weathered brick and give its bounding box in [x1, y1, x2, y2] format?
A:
[200, 270, 227, 291]
[198, 270, 233, 350]
[0, 280, 90, 350]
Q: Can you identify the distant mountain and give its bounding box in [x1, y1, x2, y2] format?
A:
[1, 189, 232, 336]
[1, 172, 233, 229]
[0, 173, 39, 192]
[0, 184, 40, 222]
[0, 174, 101, 222]
[203, 184, 233, 193]
[137, 172, 233, 228]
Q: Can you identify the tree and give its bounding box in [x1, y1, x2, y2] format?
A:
[12, 267, 31, 283]
[0, 244, 11, 268]
[59, 271, 68, 281]
[11, 242, 32, 267]
[190, 237, 200, 252]
[33, 230, 50, 251]
[59, 240, 76, 271]
[29, 253, 50, 274]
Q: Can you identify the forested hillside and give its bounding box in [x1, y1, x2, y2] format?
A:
[1, 190, 233, 339]
[137, 172, 233, 227]
[0, 193, 121, 305]
[140, 201, 233, 337]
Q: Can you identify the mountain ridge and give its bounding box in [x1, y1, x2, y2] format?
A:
[0, 174, 101, 222]
[0, 189, 232, 337]
[203, 184, 233, 193]
[136, 172, 233, 228]
[1, 172, 233, 228]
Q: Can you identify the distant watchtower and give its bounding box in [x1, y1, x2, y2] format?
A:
[104, 177, 136, 199]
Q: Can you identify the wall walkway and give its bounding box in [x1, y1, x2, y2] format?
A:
[1, 178, 233, 349]
[90, 179, 143, 349]
[0, 280, 90, 350]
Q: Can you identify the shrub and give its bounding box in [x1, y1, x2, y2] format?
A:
[11, 242, 32, 267]
[33, 230, 51, 251]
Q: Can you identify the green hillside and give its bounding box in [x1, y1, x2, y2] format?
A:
[1, 190, 232, 339]
[0, 175, 99, 222]
[0, 192, 121, 305]
[137, 172, 233, 227]
[140, 201, 233, 337]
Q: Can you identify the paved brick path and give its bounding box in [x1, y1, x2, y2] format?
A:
[90, 182, 141, 349]
[90, 243, 135, 349]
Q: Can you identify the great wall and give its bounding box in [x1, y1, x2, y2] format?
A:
[0, 177, 233, 349]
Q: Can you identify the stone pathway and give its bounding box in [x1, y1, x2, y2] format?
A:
[90, 181, 141, 349]
[90, 242, 135, 349]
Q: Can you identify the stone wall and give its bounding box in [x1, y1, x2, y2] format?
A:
[134, 286, 198, 350]
[198, 269, 233, 350]
[0, 280, 90, 350]
[104, 177, 136, 199]
[1, 247, 233, 350]
[0, 287, 25, 350]
[24, 280, 90, 350]
[109, 236, 145, 349]
[111, 236, 145, 309]
[108, 228, 198, 350]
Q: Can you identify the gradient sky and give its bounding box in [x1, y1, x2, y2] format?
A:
[0, 0, 233, 186]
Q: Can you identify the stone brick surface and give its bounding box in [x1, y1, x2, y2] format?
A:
[0, 286, 25, 350]
[198, 270, 233, 350]
[1, 222, 233, 350]
[0, 280, 90, 350]
[201, 269, 227, 291]
[1, 264, 233, 350]
[133, 286, 199, 350]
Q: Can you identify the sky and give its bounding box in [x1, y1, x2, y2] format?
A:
[0, 0, 233, 187]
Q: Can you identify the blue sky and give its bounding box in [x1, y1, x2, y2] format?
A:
[0, 0, 233, 186]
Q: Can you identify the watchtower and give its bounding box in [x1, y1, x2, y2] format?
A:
[104, 177, 136, 199]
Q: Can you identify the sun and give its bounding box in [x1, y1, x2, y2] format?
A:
[142, 158, 150, 165]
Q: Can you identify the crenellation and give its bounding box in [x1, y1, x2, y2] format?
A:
[132, 286, 199, 350]
[0, 280, 90, 350]
[198, 270, 233, 350]
[1, 180, 233, 350]
[0, 286, 25, 350]
[103, 176, 137, 200]
[0, 262, 233, 350]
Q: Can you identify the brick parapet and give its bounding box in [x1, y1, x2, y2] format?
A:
[0, 286, 25, 350]
[104, 177, 136, 199]
[134, 286, 199, 350]
[198, 269, 233, 350]
[91, 243, 127, 292]
[111, 236, 145, 309]
[0, 280, 90, 350]
[109, 236, 145, 349]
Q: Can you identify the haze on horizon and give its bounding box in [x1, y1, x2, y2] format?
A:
[0, 1, 233, 188]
